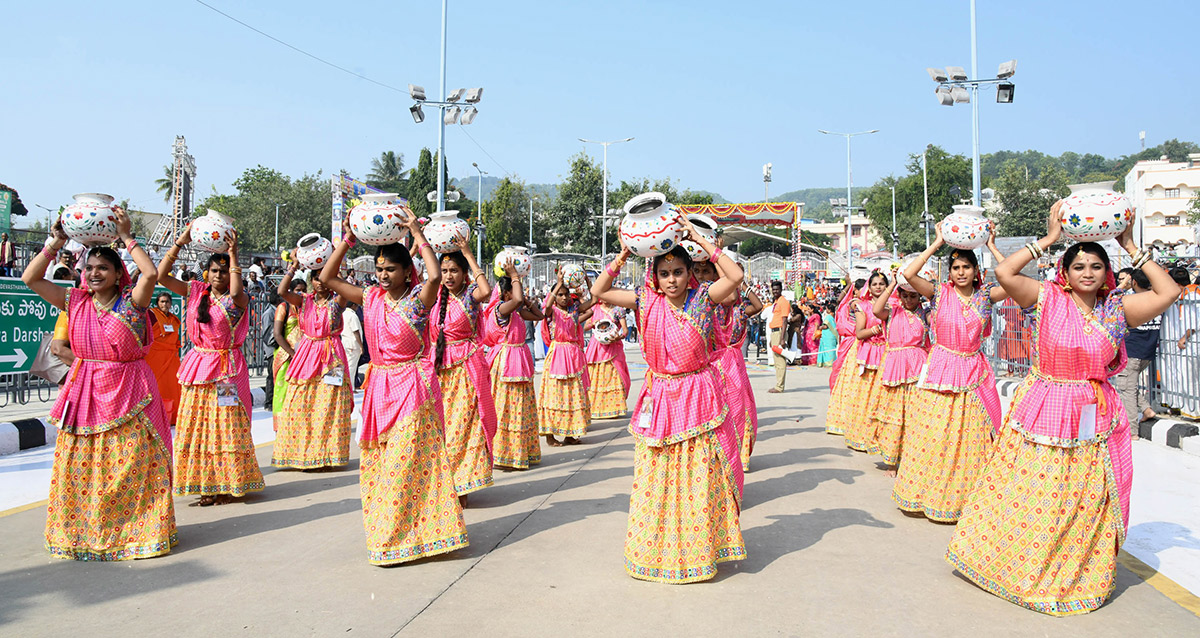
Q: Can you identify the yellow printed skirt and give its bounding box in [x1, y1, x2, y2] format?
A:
[946, 424, 1122, 616]
[538, 372, 591, 438]
[174, 383, 265, 497]
[892, 387, 994, 522]
[273, 376, 353, 469]
[874, 382, 916, 466]
[360, 399, 469, 565]
[491, 366, 540, 470]
[439, 365, 494, 495]
[625, 431, 746, 584]
[587, 360, 627, 419]
[740, 404, 756, 472]
[824, 341, 859, 436]
[843, 366, 885, 453]
[46, 411, 177, 561]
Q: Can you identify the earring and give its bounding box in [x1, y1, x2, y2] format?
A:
[1063, 281, 1072, 292]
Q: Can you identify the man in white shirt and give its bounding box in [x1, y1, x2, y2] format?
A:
[341, 304, 364, 388]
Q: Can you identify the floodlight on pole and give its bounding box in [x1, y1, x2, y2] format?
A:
[408, 84, 426, 101]
[461, 106, 478, 125]
[996, 82, 1014, 103]
[935, 85, 954, 106]
[446, 88, 465, 102]
[945, 66, 968, 81]
[579, 136, 634, 260]
[464, 88, 483, 103]
[926, 67, 948, 82]
[410, 104, 425, 123]
[951, 86, 971, 103]
[996, 59, 1017, 79]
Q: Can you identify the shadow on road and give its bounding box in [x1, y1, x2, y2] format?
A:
[747, 447, 853, 472]
[467, 467, 631, 510]
[743, 468, 865, 510]
[461, 493, 630, 557]
[735, 508, 894, 575]
[1125, 522, 1200, 570]
[174, 498, 363, 554]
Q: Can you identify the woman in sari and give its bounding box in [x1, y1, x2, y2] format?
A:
[272, 264, 352, 470]
[146, 290, 182, 427]
[159, 226, 263, 506]
[592, 217, 746, 584]
[824, 280, 863, 436]
[584, 300, 631, 419]
[816, 302, 838, 367]
[320, 212, 468, 565]
[800, 304, 821, 365]
[486, 265, 545, 470]
[23, 213, 175, 560]
[539, 270, 595, 446]
[870, 266, 929, 474]
[842, 272, 890, 453]
[947, 206, 1179, 615]
[429, 236, 496, 500]
[892, 225, 1006, 522]
[271, 278, 305, 429]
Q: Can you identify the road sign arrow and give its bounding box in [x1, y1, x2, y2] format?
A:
[0, 349, 29, 369]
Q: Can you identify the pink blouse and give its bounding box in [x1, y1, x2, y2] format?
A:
[359, 285, 438, 444]
[178, 279, 252, 420]
[881, 299, 928, 387]
[487, 308, 534, 382]
[855, 297, 887, 369]
[920, 282, 996, 392]
[542, 305, 586, 379]
[286, 293, 348, 381]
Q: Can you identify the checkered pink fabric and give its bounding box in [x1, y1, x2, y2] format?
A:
[585, 305, 630, 392]
[50, 287, 170, 450]
[287, 293, 347, 380]
[542, 305, 587, 379]
[428, 285, 497, 448]
[829, 291, 859, 390]
[360, 285, 440, 444]
[178, 280, 252, 422]
[881, 299, 928, 386]
[920, 282, 1002, 429]
[1009, 282, 1132, 525]
[485, 307, 534, 381]
[856, 298, 887, 368]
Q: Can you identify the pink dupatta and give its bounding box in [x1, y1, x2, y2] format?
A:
[178, 279, 252, 422]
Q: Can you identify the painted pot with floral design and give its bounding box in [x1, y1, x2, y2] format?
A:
[561, 263, 589, 295]
[424, 210, 471, 253]
[294, 233, 334, 271]
[619, 192, 684, 258]
[60, 193, 120, 246]
[348, 193, 408, 246]
[494, 245, 532, 278]
[1058, 181, 1133, 242]
[941, 204, 990, 250]
[190, 208, 237, 253]
[593, 318, 619, 344]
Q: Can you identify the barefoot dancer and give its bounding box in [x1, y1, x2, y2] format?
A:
[429, 236, 498, 498]
[272, 264, 352, 470]
[25, 212, 176, 559]
[486, 265, 545, 469]
[538, 269, 595, 446]
[159, 226, 264, 507]
[319, 211, 468, 565]
[594, 216, 747, 584]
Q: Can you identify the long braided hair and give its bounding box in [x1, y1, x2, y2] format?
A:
[434, 251, 470, 370]
[197, 253, 231, 324]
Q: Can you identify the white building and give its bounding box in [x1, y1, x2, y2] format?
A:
[1124, 154, 1200, 248]
[802, 215, 885, 257]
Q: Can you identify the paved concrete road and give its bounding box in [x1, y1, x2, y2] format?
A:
[0, 360, 1197, 637]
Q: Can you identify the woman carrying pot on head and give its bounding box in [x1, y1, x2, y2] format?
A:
[870, 265, 930, 475]
[539, 268, 596, 446]
[583, 299, 631, 419]
[272, 263, 352, 470]
[159, 225, 264, 506]
[892, 223, 1006, 522]
[946, 206, 1180, 615]
[824, 279, 864, 436]
[24, 212, 175, 560]
[592, 217, 746, 584]
[272, 278, 307, 430]
[429, 235, 498, 502]
[841, 271, 891, 453]
[485, 264, 545, 470]
[320, 212, 468, 566]
[146, 290, 183, 428]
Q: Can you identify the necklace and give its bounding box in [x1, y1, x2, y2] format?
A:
[1069, 292, 1097, 334]
[92, 291, 119, 313]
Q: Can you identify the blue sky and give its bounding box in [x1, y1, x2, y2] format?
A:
[3, 0, 1197, 218]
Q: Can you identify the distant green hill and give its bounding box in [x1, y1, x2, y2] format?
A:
[770, 187, 870, 222]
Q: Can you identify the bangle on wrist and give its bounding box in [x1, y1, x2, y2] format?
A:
[342, 235, 357, 247]
[709, 247, 724, 264]
[40, 245, 57, 261]
[418, 242, 431, 252]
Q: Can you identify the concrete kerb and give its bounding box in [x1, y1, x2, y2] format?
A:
[0, 387, 268, 456]
[995, 376, 1200, 458]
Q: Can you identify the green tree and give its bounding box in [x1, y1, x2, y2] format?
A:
[366, 151, 406, 192]
[194, 166, 331, 254]
[155, 165, 174, 203]
[405, 149, 436, 218]
[544, 152, 603, 254]
[992, 161, 1070, 237]
[861, 145, 973, 255]
[480, 177, 532, 263]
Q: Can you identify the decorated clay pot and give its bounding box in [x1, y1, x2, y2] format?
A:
[941, 205, 990, 250]
[348, 193, 408, 246]
[424, 210, 471, 253]
[687, 213, 719, 244]
[1058, 182, 1133, 242]
[619, 192, 683, 258]
[897, 253, 937, 292]
[680, 240, 707, 261]
[494, 245, 532, 278]
[294, 233, 334, 271]
[593, 319, 619, 344]
[190, 208, 236, 253]
[561, 263, 588, 295]
[60, 193, 119, 246]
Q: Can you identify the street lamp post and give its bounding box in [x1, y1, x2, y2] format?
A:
[34, 204, 55, 230]
[528, 196, 536, 253]
[578, 137, 633, 261]
[274, 202, 288, 252]
[819, 129, 879, 274]
[922, 149, 932, 246]
[472, 162, 487, 257]
[763, 163, 773, 203]
[890, 185, 898, 259]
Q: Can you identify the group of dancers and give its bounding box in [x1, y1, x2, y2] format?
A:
[824, 203, 1181, 615]
[19, 204, 761, 585]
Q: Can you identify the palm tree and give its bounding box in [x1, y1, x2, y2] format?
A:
[366, 151, 407, 189]
[154, 164, 174, 203]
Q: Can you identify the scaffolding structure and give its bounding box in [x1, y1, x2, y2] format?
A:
[149, 136, 197, 252]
